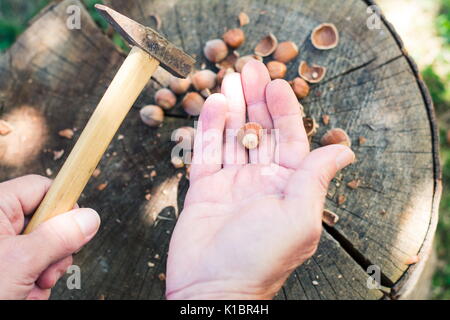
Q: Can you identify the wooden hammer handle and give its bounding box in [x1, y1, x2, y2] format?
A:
[24, 46, 160, 234]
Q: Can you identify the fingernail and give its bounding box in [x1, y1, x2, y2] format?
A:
[336, 148, 355, 170]
[74, 209, 100, 238]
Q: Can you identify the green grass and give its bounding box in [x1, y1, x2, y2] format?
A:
[429, 0, 450, 300]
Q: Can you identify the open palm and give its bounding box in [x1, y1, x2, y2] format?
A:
[166, 61, 354, 299]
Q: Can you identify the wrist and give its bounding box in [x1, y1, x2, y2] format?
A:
[166, 280, 279, 300]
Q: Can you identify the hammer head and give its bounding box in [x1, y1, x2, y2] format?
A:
[95, 4, 195, 78]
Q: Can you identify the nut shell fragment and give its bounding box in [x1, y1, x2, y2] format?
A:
[298, 61, 327, 83]
[0, 120, 13, 135]
[254, 33, 278, 57]
[238, 12, 250, 26]
[320, 128, 351, 147]
[311, 23, 339, 50]
[322, 209, 339, 227]
[303, 117, 319, 137]
[58, 128, 74, 139]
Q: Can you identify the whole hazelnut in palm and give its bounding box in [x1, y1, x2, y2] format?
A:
[320, 128, 351, 147]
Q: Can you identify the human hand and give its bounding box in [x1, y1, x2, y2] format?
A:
[0, 175, 100, 300]
[166, 61, 355, 300]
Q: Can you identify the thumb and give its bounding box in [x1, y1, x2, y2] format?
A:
[17, 208, 100, 278]
[285, 144, 355, 201]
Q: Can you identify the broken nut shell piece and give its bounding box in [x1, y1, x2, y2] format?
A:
[311, 23, 339, 50]
[254, 33, 278, 57]
[320, 128, 351, 147]
[322, 209, 339, 227]
[298, 61, 327, 83]
[238, 122, 263, 149]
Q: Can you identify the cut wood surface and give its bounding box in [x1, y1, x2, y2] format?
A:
[0, 0, 440, 299]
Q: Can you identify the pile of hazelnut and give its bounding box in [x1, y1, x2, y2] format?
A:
[140, 14, 352, 162]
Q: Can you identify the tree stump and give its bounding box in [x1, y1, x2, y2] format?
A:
[0, 0, 441, 299]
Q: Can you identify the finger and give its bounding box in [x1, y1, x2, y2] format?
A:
[190, 94, 227, 182]
[283, 145, 354, 231]
[0, 175, 51, 234]
[221, 72, 247, 167]
[16, 208, 100, 279]
[285, 145, 355, 200]
[36, 255, 73, 289]
[26, 286, 51, 300]
[266, 79, 310, 169]
[241, 60, 273, 129]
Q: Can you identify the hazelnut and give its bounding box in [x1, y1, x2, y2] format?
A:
[266, 61, 287, 79]
[298, 61, 327, 83]
[216, 51, 239, 70]
[254, 33, 278, 57]
[222, 28, 245, 48]
[322, 114, 330, 125]
[238, 12, 250, 26]
[169, 76, 191, 95]
[238, 122, 263, 149]
[290, 77, 310, 99]
[303, 117, 319, 137]
[0, 120, 13, 136]
[235, 55, 263, 72]
[311, 23, 339, 50]
[203, 39, 228, 63]
[273, 41, 298, 63]
[182, 92, 205, 116]
[320, 128, 351, 147]
[140, 105, 164, 127]
[155, 88, 176, 110]
[191, 69, 217, 91]
[322, 209, 339, 227]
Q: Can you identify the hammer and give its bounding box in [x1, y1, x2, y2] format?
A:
[24, 5, 195, 233]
